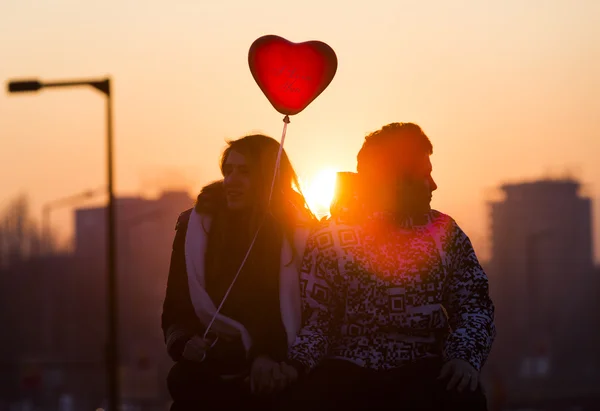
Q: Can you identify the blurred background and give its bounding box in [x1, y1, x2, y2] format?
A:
[1, 1, 599, 410]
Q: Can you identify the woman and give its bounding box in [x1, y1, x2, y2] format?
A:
[161, 134, 315, 411]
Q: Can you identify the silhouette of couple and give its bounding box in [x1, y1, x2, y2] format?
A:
[161, 122, 496, 411]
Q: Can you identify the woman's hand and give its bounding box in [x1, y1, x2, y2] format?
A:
[250, 355, 286, 395]
[181, 336, 211, 362]
[277, 361, 299, 391]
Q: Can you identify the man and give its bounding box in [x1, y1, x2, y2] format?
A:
[280, 123, 496, 410]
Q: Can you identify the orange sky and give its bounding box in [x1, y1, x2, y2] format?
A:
[1, 0, 599, 262]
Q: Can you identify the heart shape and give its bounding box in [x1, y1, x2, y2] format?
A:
[248, 35, 338, 116]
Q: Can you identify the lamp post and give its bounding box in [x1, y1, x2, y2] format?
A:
[7, 77, 120, 411]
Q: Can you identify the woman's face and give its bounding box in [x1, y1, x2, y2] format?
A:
[222, 150, 254, 210]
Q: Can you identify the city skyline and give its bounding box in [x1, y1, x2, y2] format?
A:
[4, 173, 598, 265]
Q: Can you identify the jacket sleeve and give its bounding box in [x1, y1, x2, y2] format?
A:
[161, 209, 204, 361]
[287, 230, 345, 374]
[442, 223, 496, 371]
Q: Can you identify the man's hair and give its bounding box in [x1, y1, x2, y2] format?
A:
[356, 122, 433, 176]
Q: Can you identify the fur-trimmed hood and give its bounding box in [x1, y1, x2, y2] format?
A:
[194, 180, 227, 214]
[194, 180, 316, 227]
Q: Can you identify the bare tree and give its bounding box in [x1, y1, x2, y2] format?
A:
[0, 194, 43, 267]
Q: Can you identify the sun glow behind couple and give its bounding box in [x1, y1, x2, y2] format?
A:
[301, 168, 338, 219]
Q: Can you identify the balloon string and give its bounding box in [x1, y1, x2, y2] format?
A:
[203, 115, 290, 341]
[268, 115, 289, 204]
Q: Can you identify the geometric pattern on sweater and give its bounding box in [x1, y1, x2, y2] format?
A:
[289, 209, 496, 372]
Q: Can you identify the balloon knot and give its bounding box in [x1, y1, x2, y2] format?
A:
[283, 115, 290, 124]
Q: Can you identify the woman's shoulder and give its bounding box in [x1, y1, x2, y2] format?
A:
[175, 208, 194, 232]
[291, 210, 318, 232]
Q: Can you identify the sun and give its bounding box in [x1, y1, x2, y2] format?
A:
[303, 168, 338, 218]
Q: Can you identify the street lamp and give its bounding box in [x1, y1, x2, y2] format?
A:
[7, 77, 120, 411]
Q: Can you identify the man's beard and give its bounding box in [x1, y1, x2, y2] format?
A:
[396, 180, 432, 217]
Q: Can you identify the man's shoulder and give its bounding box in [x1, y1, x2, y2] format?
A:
[428, 209, 470, 244]
[307, 214, 360, 248]
[315, 213, 360, 231]
[428, 209, 455, 225]
[427, 209, 458, 232]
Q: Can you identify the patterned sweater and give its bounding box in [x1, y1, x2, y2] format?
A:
[288, 210, 496, 372]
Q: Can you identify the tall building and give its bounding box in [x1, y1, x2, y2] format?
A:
[73, 190, 194, 407]
[486, 178, 599, 406]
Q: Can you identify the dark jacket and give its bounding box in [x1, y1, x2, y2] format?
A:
[161, 208, 204, 361]
[161, 209, 293, 369]
[162, 181, 313, 369]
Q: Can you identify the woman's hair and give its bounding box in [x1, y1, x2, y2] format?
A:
[196, 134, 315, 261]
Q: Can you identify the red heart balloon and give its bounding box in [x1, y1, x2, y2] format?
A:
[248, 35, 338, 116]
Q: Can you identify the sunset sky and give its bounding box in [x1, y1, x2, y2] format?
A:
[1, 0, 599, 262]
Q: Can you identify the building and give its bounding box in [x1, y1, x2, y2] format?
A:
[485, 179, 600, 408]
[0, 191, 194, 411]
[74, 190, 194, 408]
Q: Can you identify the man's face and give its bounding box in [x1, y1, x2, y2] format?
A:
[398, 154, 437, 215]
[379, 153, 437, 216]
